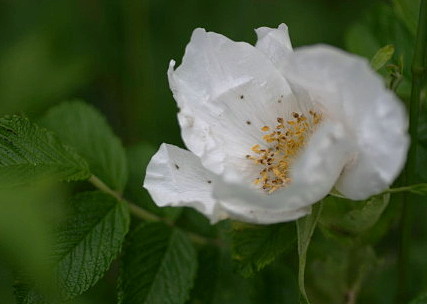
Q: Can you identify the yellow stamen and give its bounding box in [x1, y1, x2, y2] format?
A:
[246, 110, 323, 194]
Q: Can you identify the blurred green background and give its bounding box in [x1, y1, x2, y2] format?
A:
[0, 0, 379, 147]
[5, 0, 421, 303]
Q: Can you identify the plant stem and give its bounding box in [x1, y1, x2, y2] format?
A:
[385, 186, 413, 194]
[89, 175, 123, 202]
[88, 175, 219, 246]
[89, 175, 165, 223]
[127, 201, 163, 222]
[397, 0, 427, 302]
[383, 184, 426, 194]
[407, 1, 427, 183]
[297, 203, 323, 304]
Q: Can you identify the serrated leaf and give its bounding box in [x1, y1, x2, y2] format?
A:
[319, 194, 390, 241]
[231, 222, 295, 277]
[370, 45, 395, 70]
[297, 203, 322, 304]
[118, 223, 197, 304]
[14, 284, 47, 304]
[16, 191, 131, 303]
[41, 101, 127, 191]
[0, 115, 90, 185]
[52, 191, 129, 300]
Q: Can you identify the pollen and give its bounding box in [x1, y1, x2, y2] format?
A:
[247, 110, 323, 194]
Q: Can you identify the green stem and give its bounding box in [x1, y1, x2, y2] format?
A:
[297, 203, 323, 304]
[407, 2, 427, 181]
[383, 184, 427, 194]
[397, 0, 427, 302]
[88, 175, 218, 246]
[89, 175, 161, 222]
[127, 201, 163, 223]
[385, 186, 413, 194]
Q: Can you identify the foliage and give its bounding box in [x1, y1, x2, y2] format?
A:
[0, 0, 426, 303]
[370, 45, 395, 70]
[231, 222, 296, 277]
[319, 194, 390, 242]
[297, 203, 322, 304]
[0, 115, 90, 186]
[52, 191, 129, 300]
[118, 223, 197, 304]
[41, 101, 128, 192]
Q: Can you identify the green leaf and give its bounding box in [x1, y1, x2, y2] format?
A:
[118, 223, 197, 304]
[319, 194, 390, 241]
[231, 222, 295, 277]
[14, 284, 48, 304]
[190, 244, 256, 304]
[306, 241, 377, 304]
[251, 258, 299, 304]
[0, 115, 90, 185]
[296, 203, 322, 304]
[187, 245, 221, 304]
[41, 101, 127, 191]
[52, 191, 129, 300]
[17, 191, 131, 303]
[370, 45, 395, 70]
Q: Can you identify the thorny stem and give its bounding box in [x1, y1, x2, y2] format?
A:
[88, 175, 219, 246]
[397, 0, 427, 302]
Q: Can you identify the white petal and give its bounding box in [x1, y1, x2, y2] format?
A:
[143, 143, 226, 223]
[213, 121, 353, 224]
[284, 45, 409, 199]
[334, 91, 409, 198]
[168, 28, 300, 179]
[255, 23, 293, 71]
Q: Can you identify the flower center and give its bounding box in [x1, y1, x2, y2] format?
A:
[246, 110, 322, 194]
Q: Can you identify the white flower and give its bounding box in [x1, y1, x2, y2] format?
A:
[143, 24, 409, 224]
